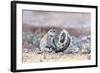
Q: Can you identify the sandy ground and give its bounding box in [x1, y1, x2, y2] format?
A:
[22, 51, 91, 63]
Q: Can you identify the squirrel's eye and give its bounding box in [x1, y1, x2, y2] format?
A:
[53, 30, 55, 32]
[50, 31, 53, 32]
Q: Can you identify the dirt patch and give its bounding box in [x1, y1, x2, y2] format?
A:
[22, 51, 91, 63]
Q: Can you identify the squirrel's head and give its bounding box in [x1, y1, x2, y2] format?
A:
[48, 29, 57, 37]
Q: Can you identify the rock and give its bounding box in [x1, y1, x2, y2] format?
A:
[53, 29, 71, 52]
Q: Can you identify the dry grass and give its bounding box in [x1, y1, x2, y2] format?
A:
[22, 51, 91, 63]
